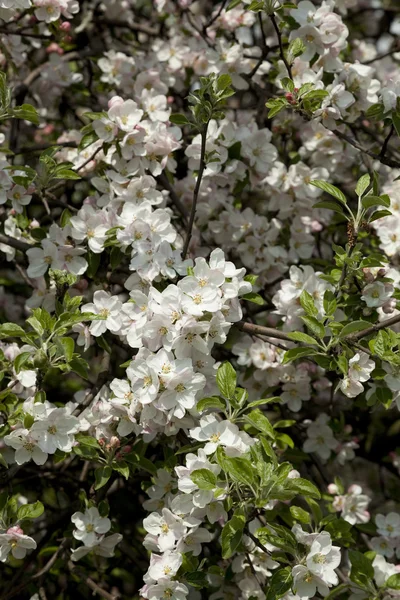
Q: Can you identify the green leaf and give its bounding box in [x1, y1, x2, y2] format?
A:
[197, 396, 226, 412]
[185, 571, 208, 589]
[217, 449, 256, 487]
[387, 574, 400, 590]
[216, 362, 237, 399]
[287, 38, 306, 61]
[94, 465, 112, 490]
[287, 331, 318, 345]
[245, 409, 275, 439]
[302, 89, 329, 100]
[12, 104, 39, 125]
[362, 195, 390, 209]
[349, 550, 374, 590]
[247, 397, 281, 408]
[369, 209, 392, 222]
[58, 336, 75, 361]
[17, 501, 44, 520]
[97, 335, 112, 354]
[290, 506, 311, 524]
[75, 434, 100, 449]
[70, 357, 89, 379]
[86, 250, 101, 278]
[310, 180, 347, 204]
[14, 351, 32, 373]
[241, 292, 265, 305]
[282, 347, 318, 365]
[365, 103, 385, 120]
[266, 567, 293, 600]
[226, 0, 242, 10]
[78, 131, 99, 151]
[339, 320, 371, 337]
[355, 173, 370, 197]
[26, 316, 44, 336]
[221, 513, 245, 559]
[323, 290, 337, 316]
[281, 77, 295, 93]
[301, 315, 325, 338]
[113, 461, 130, 480]
[392, 112, 400, 138]
[190, 469, 217, 490]
[285, 477, 321, 499]
[217, 74, 232, 92]
[313, 200, 346, 215]
[299, 290, 318, 317]
[0, 323, 25, 338]
[169, 114, 190, 125]
[247, 0, 264, 10]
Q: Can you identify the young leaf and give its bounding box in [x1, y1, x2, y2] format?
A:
[355, 173, 370, 197]
[266, 567, 293, 600]
[221, 513, 245, 559]
[216, 362, 237, 399]
[190, 469, 217, 490]
[17, 501, 44, 520]
[282, 347, 318, 365]
[310, 180, 347, 204]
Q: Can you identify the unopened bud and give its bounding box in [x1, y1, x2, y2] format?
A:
[60, 21, 71, 32]
[110, 436, 120, 449]
[362, 268, 374, 283]
[46, 43, 64, 55]
[7, 525, 23, 535]
[382, 299, 396, 314]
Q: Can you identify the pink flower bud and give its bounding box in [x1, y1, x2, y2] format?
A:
[328, 483, 339, 494]
[43, 124, 55, 135]
[60, 21, 71, 32]
[7, 525, 23, 535]
[46, 43, 64, 55]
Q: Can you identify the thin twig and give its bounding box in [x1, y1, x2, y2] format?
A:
[270, 13, 292, 79]
[182, 124, 208, 258]
[245, 528, 270, 555]
[203, 0, 228, 31]
[363, 45, 400, 65]
[68, 561, 121, 600]
[380, 124, 395, 160]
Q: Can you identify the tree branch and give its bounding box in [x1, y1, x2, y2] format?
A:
[348, 312, 400, 341]
[237, 321, 294, 343]
[182, 123, 208, 258]
[0, 234, 31, 252]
